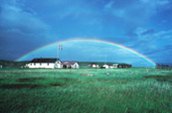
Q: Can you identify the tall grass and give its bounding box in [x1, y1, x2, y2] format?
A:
[0, 68, 172, 113]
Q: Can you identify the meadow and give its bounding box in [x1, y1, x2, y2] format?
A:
[0, 68, 172, 113]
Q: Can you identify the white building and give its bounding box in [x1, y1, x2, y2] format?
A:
[109, 65, 115, 69]
[91, 64, 100, 68]
[62, 62, 79, 69]
[102, 64, 109, 69]
[113, 64, 119, 68]
[26, 58, 62, 69]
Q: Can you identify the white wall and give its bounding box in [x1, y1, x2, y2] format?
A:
[27, 63, 55, 69]
[71, 63, 79, 69]
[113, 64, 119, 68]
[91, 64, 99, 68]
[26, 61, 78, 69]
[54, 63, 63, 69]
[103, 64, 109, 69]
[26, 60, 63, 69]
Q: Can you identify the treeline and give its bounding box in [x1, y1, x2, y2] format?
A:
[0, 60, 28, 68]
[156, 64, 172, 69]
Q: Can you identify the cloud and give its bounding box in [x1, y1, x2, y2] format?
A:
[140, 0, 170, 6]
[103, 0, 170, 25]
[125, 27, 172, 63]
[0, 3, 50, 34]
[104, 1, 115, 9]
[0, 0, 54, 60]
[133, 27, 155, 38]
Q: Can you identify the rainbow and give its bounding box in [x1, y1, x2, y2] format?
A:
[17, 38, 156, 66]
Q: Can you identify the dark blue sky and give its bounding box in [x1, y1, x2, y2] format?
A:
[0, 0, 172, 64]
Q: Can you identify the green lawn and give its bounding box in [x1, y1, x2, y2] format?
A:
[0, 68, 172, 113]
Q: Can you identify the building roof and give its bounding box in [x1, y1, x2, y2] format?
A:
[31, 58, 59, 63]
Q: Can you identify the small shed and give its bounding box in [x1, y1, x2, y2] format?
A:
[62, 62, 79, 69]
[101, 64, 109, 69]
[90, 64, 100, 68]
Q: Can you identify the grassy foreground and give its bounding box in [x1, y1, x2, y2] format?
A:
[0, 68, 172, 113]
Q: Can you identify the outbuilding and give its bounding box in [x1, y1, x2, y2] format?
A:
[90, 64, 100, 68]
[62, 61, 79, 69]
[101, 64, 109, 69]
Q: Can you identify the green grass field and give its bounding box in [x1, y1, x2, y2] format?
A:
[0, 68, 172, 113]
